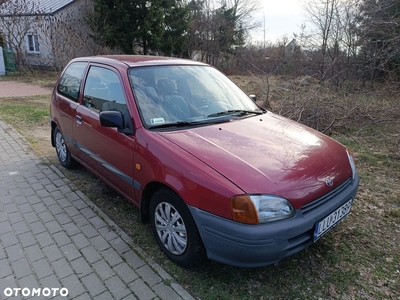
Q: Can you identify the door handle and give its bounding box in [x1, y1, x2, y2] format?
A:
[75, 115, 82, 125]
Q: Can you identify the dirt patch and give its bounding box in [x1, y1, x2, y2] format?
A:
[0, 96, 53, 158]
[29, 123, 54, 157]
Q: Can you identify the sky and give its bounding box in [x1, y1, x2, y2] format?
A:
[249, 0, 309, 44]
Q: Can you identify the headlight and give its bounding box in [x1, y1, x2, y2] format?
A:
[346, 149, 356, 180]
[230, 195, 295, 224]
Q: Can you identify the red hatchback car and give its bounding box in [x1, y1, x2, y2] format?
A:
[50, 55, 359, 268]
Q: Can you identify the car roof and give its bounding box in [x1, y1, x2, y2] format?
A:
[71, 55, 208, 68]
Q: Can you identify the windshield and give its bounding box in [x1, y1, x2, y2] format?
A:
[128, 65, 263, 128]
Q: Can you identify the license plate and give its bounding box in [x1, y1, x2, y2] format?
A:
[314, 199, 353, 241]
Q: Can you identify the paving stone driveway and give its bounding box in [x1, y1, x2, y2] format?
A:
[0, 81, 194, 299]
[0, 81, 52, 98]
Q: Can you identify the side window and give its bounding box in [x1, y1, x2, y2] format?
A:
[57, 62, 87, 102]
[83, 66, 127, 111]
[83, 66, 131, 128]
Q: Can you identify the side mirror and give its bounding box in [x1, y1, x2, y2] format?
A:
[249, 94, 257, 102]
[100, 111, 124, 130]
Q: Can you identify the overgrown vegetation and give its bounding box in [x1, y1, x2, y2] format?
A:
[1, 0, 400, 95]
[0, 72, 398, 299]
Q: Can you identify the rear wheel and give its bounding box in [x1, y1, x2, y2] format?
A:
[149, 188, 205, 267]
[54, 126, 76, 168]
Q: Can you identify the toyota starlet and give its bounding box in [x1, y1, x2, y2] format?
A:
[50, 55, 359, 268]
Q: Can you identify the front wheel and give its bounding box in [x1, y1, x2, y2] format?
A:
[149, 188, 206, 268]
[54, 126, 76, 168]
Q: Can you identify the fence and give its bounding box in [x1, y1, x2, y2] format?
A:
[3, 48, 16, 72]
[0, 47, 4, 75]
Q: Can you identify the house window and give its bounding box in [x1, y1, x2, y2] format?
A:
[27, 34, 39, 53]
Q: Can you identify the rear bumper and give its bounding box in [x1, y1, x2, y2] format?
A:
[188, 173, 359, 268]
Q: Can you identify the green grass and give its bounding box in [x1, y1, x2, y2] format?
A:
[0, 95, 49, 118]
[0, 104, 48, 124]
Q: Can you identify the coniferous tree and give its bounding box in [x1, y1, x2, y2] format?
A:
[357, 0, 400, 81]
[160, 0, 190, 57]
[185, 0, 256, 65]
[88, 0, 189, 55]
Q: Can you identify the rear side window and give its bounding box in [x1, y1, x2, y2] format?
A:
[57, 62, 87, 102]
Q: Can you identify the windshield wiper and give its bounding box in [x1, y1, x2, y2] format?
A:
[149, 118, 231, 129]
[207, 109, 264, 118]
[149, 121, 201, 129]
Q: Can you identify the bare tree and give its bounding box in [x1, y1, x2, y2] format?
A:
[304, 0, 361, 87]
[339, 0, 360, 85]
[186, 0, 259, 66]
[223, 0, 259, 34]
[0, 0, 103, 71]
[305, 0, 339, 82]
[0, 0, 42, 69]
[40, 2, 105, 68]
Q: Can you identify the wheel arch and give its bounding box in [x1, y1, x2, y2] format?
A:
[146, 185, 207, 267]
[140, 181, 170, 224]
[140, 181, 187, 224]
[50, 120, 58, 148]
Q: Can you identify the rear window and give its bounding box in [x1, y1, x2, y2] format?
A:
[57, 62, 87, 102]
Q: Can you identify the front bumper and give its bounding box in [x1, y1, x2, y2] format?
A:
[188, 173, 359, 268]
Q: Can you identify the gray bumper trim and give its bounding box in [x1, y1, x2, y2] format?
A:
[188, 173, 359, 268]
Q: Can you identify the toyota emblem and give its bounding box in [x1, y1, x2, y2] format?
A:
[325, 178, 334, 187]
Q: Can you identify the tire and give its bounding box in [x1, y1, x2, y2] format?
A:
[149, 188, 206, 268]
[54, 126, 77, 168]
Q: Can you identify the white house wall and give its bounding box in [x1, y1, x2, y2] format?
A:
[50, 0, 96, 68]
[0, 0, 96, 69]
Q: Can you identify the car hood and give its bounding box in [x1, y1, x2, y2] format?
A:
[158, 113, 352, 208]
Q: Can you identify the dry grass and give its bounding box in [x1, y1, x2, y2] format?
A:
[0, 70, 59, 89]
[1, 74, 399, 299]
[232, 74, 400, 136]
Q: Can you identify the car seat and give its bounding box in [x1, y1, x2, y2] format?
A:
[157, 79, 191, 119]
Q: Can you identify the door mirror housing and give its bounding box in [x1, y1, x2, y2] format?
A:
[100, 111, 124, 129]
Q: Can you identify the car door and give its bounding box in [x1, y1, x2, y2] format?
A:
[54, 61, 87, 157]
[74, 65, 136, 201]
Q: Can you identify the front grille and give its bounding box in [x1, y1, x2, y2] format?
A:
[301, 178, 352, 215]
